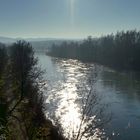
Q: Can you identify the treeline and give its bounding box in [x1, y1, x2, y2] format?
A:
[0, 41, 65, 140]
[0, 43, 8, 132]
[48, 30, 140, 71]
[0, 43, 7, 77]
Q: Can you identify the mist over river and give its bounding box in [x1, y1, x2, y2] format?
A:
[36, 52, 140, 140]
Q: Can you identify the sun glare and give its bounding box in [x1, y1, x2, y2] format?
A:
[70, 0, 75, 26]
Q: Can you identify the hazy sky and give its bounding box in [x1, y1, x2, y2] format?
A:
[0, 0, 140, 38]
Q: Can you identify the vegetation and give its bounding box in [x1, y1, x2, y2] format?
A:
[0, 43, 8, 139]
[0, 41, 65, 140]
[0, 43, 7, 77]
[48, 30, 140, 71]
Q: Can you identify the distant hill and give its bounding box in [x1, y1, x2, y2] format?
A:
[0, 36, 82, 52]
[0, 36, 55, 44]
[0, 37, 17, 44]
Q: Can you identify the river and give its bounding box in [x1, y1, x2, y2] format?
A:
[36, 52, 140, 140]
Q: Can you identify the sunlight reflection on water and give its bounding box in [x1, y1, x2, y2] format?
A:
[37, 53, 140, 140]
[42, 58, 106, 140]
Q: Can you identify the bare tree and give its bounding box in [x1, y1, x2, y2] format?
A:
[74, 65, 111, 140]
[56, 64, 111, 140]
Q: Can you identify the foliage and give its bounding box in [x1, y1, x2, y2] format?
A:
[0, 40, 66, 140]
[10, 40, 38, 98]
[48, 30, 140, 71]
[0, 43, 7, 77]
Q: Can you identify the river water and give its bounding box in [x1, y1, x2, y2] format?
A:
[36, 52, 140, 140]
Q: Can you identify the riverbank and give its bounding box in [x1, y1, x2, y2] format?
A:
[7, 98, 65, 140]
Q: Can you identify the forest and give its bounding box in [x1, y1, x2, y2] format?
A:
[0, 41, 65, 140]
[48, 30, 140, 71]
